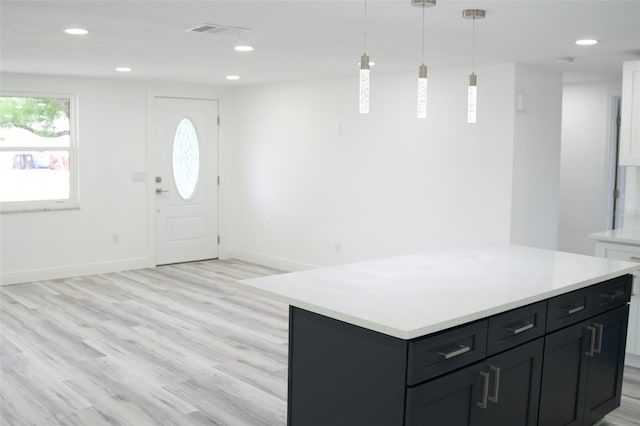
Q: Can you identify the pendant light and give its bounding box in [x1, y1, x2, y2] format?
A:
[412, 1, 435, 119]
[359, 0, 370, 114]
[463, 9, 485, 124]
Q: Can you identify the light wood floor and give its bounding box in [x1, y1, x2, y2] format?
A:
[0, 260, 638, 425]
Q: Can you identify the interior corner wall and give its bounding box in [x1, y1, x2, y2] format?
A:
[510, 64, 563, 250]
[0, 73, 231, 285]
[558, 80, 622, 255]
[228, 63, 517, 270]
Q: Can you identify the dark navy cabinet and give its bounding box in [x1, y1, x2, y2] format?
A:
[287, 275, 632, 426]
[406, 338, 543, 426]
[540, 304, 629, 426]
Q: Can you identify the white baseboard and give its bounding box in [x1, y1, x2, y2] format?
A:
[0, 257, 154, 286]
[625, 353, 640, 368]
[225, 248, 319, 272]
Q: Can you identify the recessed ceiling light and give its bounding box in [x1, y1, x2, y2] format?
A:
[116, 67, 132, 72]
[234, 45, 254, 52]
[64, 28, 89, 35]
[575, 39, 598, 46]
[226, 75, 240, 80]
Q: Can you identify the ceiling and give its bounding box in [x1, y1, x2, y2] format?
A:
[1, 0, 639, 86]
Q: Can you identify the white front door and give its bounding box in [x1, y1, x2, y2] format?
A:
[154, 97, 218, 265]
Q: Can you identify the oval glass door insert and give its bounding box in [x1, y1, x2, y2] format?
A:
[172, 118, 200, 200]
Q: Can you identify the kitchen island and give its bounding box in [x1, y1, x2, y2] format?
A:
[239, 245, 640, 426]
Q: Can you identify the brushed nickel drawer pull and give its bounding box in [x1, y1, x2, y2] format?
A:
[594, 323, 604, 354]
[601, 290, 625, 300]
[477, 371, 490, 409]
[567, 305, 585, 315]
[438, 344, 471, 360]
[585, 326, 597, 357]
[508, 322, 534, 335]
[630, 256, 640, 261]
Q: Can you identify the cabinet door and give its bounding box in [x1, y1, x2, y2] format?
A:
[483, 339, 543, 426]
[405, 362, 484, 426]
[538, 321, 590, 426]
[620, 60, 640, 166]
[583, 305, 630, 425]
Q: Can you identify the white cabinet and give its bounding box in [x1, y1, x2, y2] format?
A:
[620, 60, 640, 166]
[591, 234, 640, 357]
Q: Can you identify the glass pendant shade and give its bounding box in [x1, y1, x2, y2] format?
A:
[417, 64, 428, 119]
[467, 73, 477, 124]
[359, 54, 370, 114]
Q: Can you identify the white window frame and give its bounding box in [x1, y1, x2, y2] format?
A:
[0, 91, 79, 213]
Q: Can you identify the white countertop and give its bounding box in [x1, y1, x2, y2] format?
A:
[239, 245, 640, 339]
[589, 227, 640, 245]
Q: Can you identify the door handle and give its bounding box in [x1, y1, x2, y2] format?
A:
[585, 325, 597, 357]
[156, 188, 170, 194]
[594, 323, 604, 354]
[488, 366, 501, 403]
[477, 371, 490, 409]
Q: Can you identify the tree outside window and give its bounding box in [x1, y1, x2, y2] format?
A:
[0, 93, 78, 211]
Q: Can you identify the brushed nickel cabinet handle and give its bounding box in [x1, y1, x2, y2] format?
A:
[594, 323, 604, 354]
[585, 326, 597, 357]
[488, 366, 501, 403]
[630, 256, 640, 261]
[567, 305, 585, 315]
[508, 322, 534, 335]
[477, 371, 490, 409]
[601, 290, 625, 300]
[438, 344, 471, 360]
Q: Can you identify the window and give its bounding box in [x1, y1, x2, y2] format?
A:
[0, 93, 78, 212]
[172, 118, 200, 200]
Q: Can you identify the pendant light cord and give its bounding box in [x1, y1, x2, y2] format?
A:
[471, 16, 476, 72]
[421, 5, 425, 63]
[363, 0, 368, 53]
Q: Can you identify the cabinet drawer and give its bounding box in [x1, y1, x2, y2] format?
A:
[407, 320, 487, 385]
[592, 275, 632, 316]
[547, 287, 592, 332]
[487, 301, 546, 356]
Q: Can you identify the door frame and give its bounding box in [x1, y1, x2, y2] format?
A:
[146, 89, 222, 267]
[605, 91, 624, 230]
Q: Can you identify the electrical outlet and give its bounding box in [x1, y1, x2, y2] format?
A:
[112, 233, 120, 244]
[334, 241, 342, 254]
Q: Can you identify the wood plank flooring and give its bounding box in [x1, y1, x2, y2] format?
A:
[1, 259, 639, 425]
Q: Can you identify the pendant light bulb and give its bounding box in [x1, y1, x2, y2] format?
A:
[415, 1, 429, 119]
[359, 0, 370, 114]
[467, 73, 477, 124]
[359, 54, 370, 114]
[417, 64, 428, 119]
[463, 9, 485, 124]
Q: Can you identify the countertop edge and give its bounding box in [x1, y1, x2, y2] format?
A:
[237, 266, 640, 340]
[588, 230, 640, 245]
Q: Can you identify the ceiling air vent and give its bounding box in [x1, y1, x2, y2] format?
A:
[185, 23, 251, 35]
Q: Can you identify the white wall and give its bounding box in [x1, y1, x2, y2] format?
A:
[228, 63, 535, 270]
[558, 81, 621, 255]
[511, 64, 563, 249]
[1, 64, 565, 283]
[0, 73, 231, 284]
